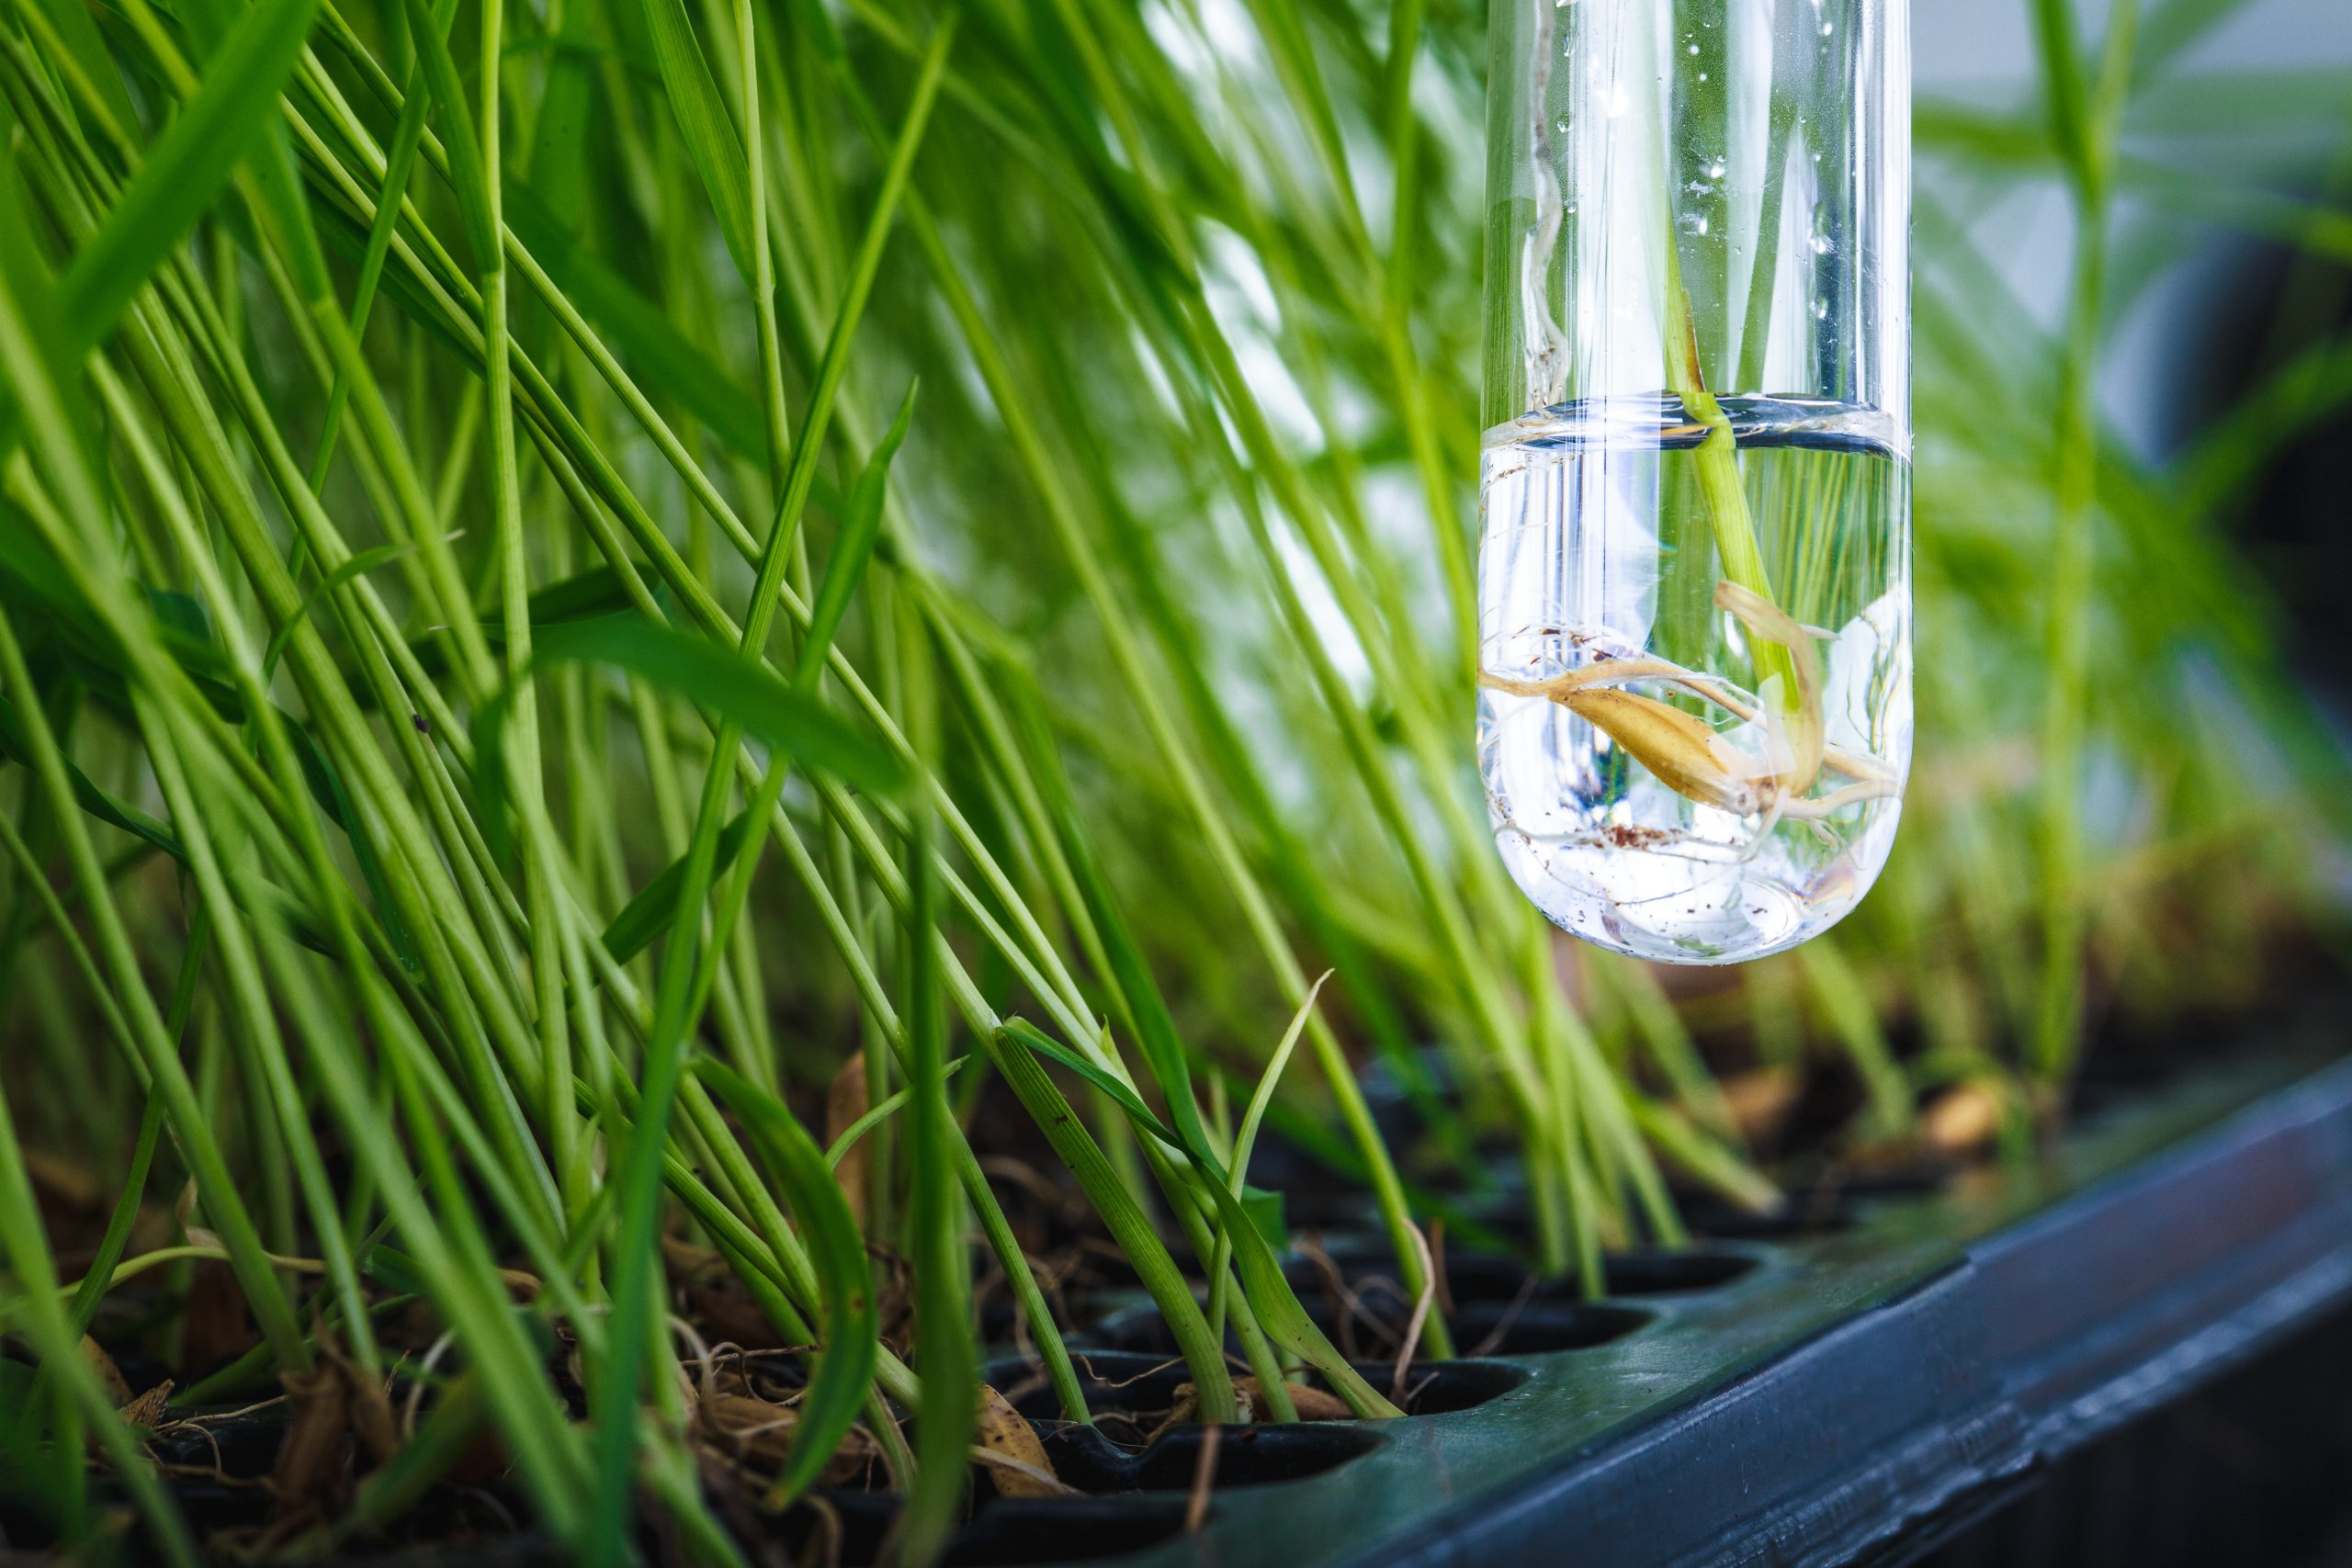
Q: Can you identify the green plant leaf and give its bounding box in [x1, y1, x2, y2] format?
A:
[0, 694, 185, 863]
[1002, 686, 1212, 1158]
[820, 1055, 971, 1168]
[600, 808, 759, 965]
[0, 105, 93, 471]
[1230, 971, 1328, 1196]
[284, 719, 419, 972]
[997, 1017, 1180, 1148]
[691, 1060, 880, 1510]
[0, 511, 105, 652]
[358, 1244, 433, 1299]
[635, 0, 754, 282]
[470, 612, 909, 863]
[263, 542, 418, 681]
[796, 380, 919, 694]
[31, 0, 139, 140]
[592, 361, 911, 962]
[504, 184, 771, 471]
[58, 0, 325, 353]
[2135, 0, 2267, 81]
[985, 1014, 1238, 1418]
[999, 1017, 1400, 1419]
[592, 304, 922, 975]
[897, 596, 974, 1566]
[1207, 971, 1327, 1310]
[398, 0, 498, 275]
[1239, 1184, 1287, 1253]
[61, 920, 205, 1342]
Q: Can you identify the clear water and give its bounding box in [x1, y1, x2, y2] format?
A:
[1476, 395, 1912, 964]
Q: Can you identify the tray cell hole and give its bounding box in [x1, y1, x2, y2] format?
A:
[1044, 1423, 1387, 1494]
[1598, 1248, 1759, 1295]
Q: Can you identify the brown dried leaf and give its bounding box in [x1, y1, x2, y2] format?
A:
[119, 1380, 174, 1429]
[697, 1393, 800, 1467]
[1183, 1424, 1220, 1533]
[271, 1365, 354, 1525]
[970, 1444, 1077, 1496]
[695, 1392, 882, 1488]
[1719, 1066, 1802, 1145]
[179, 1260, 258, 1373]
[24, 1148, 107, 1214]
[666, 1238, 792, 1347]
[975, 1385, 1060, 1496]
[662, 1236, 726, 1281]
[80, 1337, 132, 1404]
[818, 1432, 880, 1489]
[826, 1052, 871, 1230]
[442, 1383, 509, 1486]
[684, 1277, 792, 1351]
[331, 1345, 400, 1466]
[384, 1296, 446, 1353]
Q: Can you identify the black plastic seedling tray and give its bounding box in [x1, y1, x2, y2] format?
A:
[131, 1043, 2351, 1568]
[976, 1045, 2352, 1568]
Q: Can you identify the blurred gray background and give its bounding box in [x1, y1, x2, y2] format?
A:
[1915, 0, 2352, 461]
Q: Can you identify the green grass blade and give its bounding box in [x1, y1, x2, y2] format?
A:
[600, 807, 760, 964]
[28, 0, 138, 138]
[998, 1018, 1181, 1145]
[0, 1069, 201, 1567]
[997, 1020, 1185, 1142]
[56, 0, 322, 351]
[987, 1020, 1237, 1417]
[999, 1018, 1402, 1419]
[1230, 972, 1329, 1198]
[636, 0, 754, 280]
[501, 184, 777, 470]
[62, 917, 209, 1339]
[396, 0, 497, 273]
[797, 380, 917, 694]
[693, 1060, 881, 1510]
[306, 0, 462, 491]
[897, 609, 972, 1568]
[470, 612, 910, 860]
[1001, 687, 1211, 1157]
[822, 1055, 971, 1168]
[262, 542, 419, 681]
[0, 694, 186, 862]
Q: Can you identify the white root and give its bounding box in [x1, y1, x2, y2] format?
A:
[1478, 660, 1894, 787]
[1479, 583, 1904, 861]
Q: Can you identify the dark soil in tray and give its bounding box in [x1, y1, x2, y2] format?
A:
[23, 992, 2346, 1568]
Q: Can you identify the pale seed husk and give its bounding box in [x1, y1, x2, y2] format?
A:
[1234, 1377, 1354, 1421]
[976, 1384, 1064, 1495]
[1923, 1082, 2004, 1156]
[1563, 689, 1768, 815]
[1719, 1067, 1802, 1145]
[1482, 578, 1898, 820]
